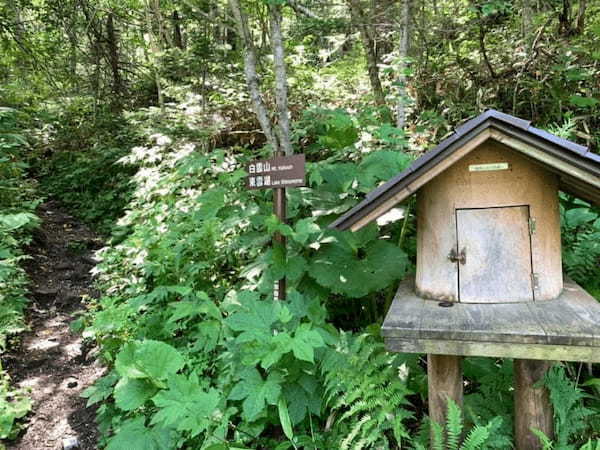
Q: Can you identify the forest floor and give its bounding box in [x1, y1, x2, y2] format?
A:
[4, 201, 104, 450]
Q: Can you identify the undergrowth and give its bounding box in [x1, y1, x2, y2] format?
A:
[0, 107, 39, 441]
[68, 96, 600, 449]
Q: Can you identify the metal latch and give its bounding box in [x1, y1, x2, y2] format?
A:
[448, 247, 467, 265]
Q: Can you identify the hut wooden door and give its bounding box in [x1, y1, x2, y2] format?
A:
[455, 206, 534, 303]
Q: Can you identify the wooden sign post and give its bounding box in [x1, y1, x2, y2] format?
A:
[247, 153, 306, 301]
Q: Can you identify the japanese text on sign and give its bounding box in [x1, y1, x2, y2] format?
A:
[247, 154, 306, 190]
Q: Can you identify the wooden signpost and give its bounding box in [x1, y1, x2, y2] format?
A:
[247, 153, 306, 300]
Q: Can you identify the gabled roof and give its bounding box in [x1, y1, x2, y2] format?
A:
[330, 110, 600, 231]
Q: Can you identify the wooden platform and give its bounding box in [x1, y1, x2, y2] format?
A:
[382, 278, 600, 362]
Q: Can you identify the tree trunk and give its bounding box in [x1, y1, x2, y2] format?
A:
[145, 1, 164, 111]
[106, 13, 123, 104]
[396, 0, 411, 129]
[269, 4, 293, 156]
[558, 0, 571, 35]
[347, 0, 386, 107]
[522, 0, 533, 40]
[228, 0, 279, 153]
[575, 0, 586, 34]
[172, 10, 184, 49]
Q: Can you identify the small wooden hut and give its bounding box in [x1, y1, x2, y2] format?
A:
[330, 110, 600, 449]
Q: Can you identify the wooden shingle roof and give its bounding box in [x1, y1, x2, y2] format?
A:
[330, 110, 600, 231]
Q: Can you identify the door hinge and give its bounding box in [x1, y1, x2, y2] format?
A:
[531, 273, 540, 289]
[529, 217, 536, 235]
[448, 247, 467, 265]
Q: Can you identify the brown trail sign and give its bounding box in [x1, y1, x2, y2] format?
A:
[246, 154, 305, 190]
[247, 153, 306, 301]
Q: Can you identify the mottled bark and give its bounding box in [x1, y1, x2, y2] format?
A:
[575, 0, 587, 34]
[106, 13, 123, 102]
[228, 0, 279, 152]
[269, 4, 293, 156]
[396, 0, 411, 129]
[172, 10, 184, 49]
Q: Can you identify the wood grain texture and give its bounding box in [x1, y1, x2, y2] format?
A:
[427, 354, 463, 437]
[385, 338, 600, 362]
[456, 206, 533, 303]
[382, 278, 600, 362]
[416, 140, 562, 301]
[514, 359, 554, 450]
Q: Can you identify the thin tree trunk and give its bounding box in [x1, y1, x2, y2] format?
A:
[153, 0, 174, 48]
[575, 0, 586, 34]
[269, 4, 293, 156]
[396, 0, 410, 129]
[522, 0, 533, 39]
[172, 10, 184, 49]
[347, 0, 386, 106]
[558, 0, 571, 35]
[228, 0, 279, 153]
[145, 1, 164, 111]
[106, 12, 123, 105]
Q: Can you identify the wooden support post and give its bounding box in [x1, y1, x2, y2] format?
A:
[514, 359, 554, 450]
[427, 354, 463, 436]
[273, 183, 286, 301]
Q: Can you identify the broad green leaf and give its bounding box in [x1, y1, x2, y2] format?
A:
[309, 239, 408, 298]
[151, 374, 220, 437]
[0, 213, 38, 231]
[569, 95, 599, 108]
[278, 397, 294, 442]
[81, 372, 119, 407]
[292, 218, 321, 245]
[114, 377, 157, 411]
[115, 340, 185, 381]
[226, 297, 281, 333]
[229, 368, 283, 421]
[357, 150, 411, 191]
[292, 324, 325, 363]
[106, 418, 174, 450]
[565, 208, 598, 228]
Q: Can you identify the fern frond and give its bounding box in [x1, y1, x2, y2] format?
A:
[431, 421, 445, 450]
[461, 424, 491, 450]
[446, 398, 463, 450]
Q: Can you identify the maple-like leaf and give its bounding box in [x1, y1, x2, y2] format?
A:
[115, 340, 185, 381]
[151, 374, 221, 437]
[309, 238, 408, 298]
[228, 368, 283, 421]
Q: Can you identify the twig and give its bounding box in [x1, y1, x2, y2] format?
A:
[287, 0, 323, 20]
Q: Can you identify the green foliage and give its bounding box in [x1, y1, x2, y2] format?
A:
[69, 97, 421, 448]
[544, 366, 594, 449]
[0, 107, 38, 441]
[560, 195, 600, 296]
[321, 332, 418, 449]
[7, 2, 600, 446]
[427, 399, 502, 450]
[0, 370, 32, 441]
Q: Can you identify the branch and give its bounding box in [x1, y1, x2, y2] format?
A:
[287, 0, 323, 21]
[181, 0, 237, 33]
[477, 15, 496, 79]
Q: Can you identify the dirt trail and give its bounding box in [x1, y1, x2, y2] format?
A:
[4, 201, 105, 450]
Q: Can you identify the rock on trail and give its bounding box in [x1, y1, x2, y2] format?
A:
[3, 201, 105, 450]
